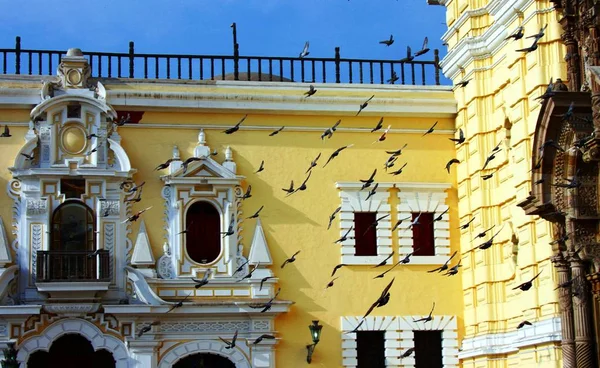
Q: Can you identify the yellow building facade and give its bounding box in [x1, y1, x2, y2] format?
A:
[0, 46, 463, 367]
[433, 0, 600, 367]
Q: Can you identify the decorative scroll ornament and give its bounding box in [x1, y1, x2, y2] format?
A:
[157, 243, 175, 279]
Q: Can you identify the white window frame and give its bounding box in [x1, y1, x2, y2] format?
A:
[336, 183, 394, 265]
[341, 315, 459, 368]
[396, 183, 452, 265]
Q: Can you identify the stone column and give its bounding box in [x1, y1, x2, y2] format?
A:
[570, 253, 597, 368]
[128, 340, 161, 368]
[559, 15, 581, 92]
[250, 343, 276, 368]
[552, 253, 577, 368]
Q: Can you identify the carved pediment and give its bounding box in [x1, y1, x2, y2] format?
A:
[518, 92, 594, 220]
[168, 157, 237, 181]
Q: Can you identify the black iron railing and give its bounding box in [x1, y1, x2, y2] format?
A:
[36, 250, 111, 282]
[0, 36, 442, 85]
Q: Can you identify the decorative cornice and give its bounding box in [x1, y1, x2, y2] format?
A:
[0, 77, 457, 117]
[458, 317, 562, 359]
[0, 121, 455, 135]
[440, 0, 554, 81]
[336, 182, 452, 191]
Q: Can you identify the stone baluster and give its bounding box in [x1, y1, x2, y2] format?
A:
[569, 252, 597, 368]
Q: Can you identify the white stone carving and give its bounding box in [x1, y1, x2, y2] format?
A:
[0, 217, 12, 266]
[100, 200, 120, 217]
[30, 224, 43, 284]
[17, 318, 131, 368]
[158, 340, 251, 368]
[156, 243, 175, 279]
[341, 314, 459, 367]
[458, 317, 562, 359]
[126, 266, 166, 306]
[26, 199, 48, 216]
[42, 303, 101, 317]
[248, 218, 272, 265]
[336, 183, 393, 265]
[161, 131, 244, 278]
[131, 220, 155, 266]
[157, 320, 250, 334]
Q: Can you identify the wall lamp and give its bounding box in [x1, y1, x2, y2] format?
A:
[306, 320, 323, 364]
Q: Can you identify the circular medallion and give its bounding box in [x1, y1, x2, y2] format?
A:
[60, 124, 87, 155]
[66, 69, 82, 85]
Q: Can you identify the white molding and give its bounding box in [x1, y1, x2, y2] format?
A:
[336, 182, 451, 190]
[248, 218, 273, 266]
[17, 318, 131, 368]
[131, 220, 156, 266]
[397, 187, 452, 265]
[341, 315, 459, 367]
[338, 186, 392, 265]
[0, 77, 457, 117]
[158, 339, 251, 368]
[440, 0, 554, 80]
[458, 317, 562, 359]
[0, 217, 12, 266]
[0, 121, 456, 135]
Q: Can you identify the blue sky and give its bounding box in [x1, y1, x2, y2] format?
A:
[0, 0, 449, 84]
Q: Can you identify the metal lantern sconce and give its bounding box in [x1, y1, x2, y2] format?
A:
[306, 320, 323, 364]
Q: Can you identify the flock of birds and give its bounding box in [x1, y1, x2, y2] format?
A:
[0, 23, 576, 359]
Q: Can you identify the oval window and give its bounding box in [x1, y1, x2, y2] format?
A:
[185, 201, 221, 264]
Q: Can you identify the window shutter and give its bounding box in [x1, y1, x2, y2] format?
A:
[353, 212, 378, 256]
[356, 331, 386, 368]
[414, 330, 443, 368]
[186, 202, 221, 264]
[412, 212, 435, 256]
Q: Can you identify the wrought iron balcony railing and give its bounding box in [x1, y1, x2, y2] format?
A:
[0, 36, 442, 85]
[36, 250, 111, 282]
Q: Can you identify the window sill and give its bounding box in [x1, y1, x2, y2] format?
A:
[341, 255, 390, 265]
[404, 255, 451, 265]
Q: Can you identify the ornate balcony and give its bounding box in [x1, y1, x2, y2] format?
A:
[35, 250, 111, 300]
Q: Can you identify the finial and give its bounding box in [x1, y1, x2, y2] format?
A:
[225, 146, 233, 161]
[172, 145, 180, 159]
[198, 129, 206, 145]
[163, 242, 171, 256]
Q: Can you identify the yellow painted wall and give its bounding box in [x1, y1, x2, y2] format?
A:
[0, 81, 462, 366]
[441, 0, 566, 367]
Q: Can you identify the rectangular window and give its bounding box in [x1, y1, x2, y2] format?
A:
[353, 212, 377, 256]
[60, 179, 86, 199]
[412, 212, 435, 256]
[414, 330, 443, 368]
[356, 331, 385, 368]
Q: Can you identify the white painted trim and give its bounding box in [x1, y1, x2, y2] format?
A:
[397, 188, 452, 266]
[0, 122, 456, 135]
[17, 318, 131, 368]
[341, 315, 459, 367]
[0, 79, 457, 117]
[338, 186, 393, 266]
[458, 317, 562, 359]
[440, 0, 555, 80]
[158, 339, 252, 368]
[336, 182, 452, 190]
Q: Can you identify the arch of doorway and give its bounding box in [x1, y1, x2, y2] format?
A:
[16, 318, 130, 368]
[158, 340, 251, 368]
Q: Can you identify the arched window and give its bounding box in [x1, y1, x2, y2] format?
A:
[185, 201, 221, 264]
[51, 201, 95, 251]
[174, 353, 235, 368]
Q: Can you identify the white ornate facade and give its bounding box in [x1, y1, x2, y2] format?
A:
[0, 49, 289, 367]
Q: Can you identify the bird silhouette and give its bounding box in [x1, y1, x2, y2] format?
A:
[252, 334, 276, 344]
[379, 35, 394, 46]
[327, 206, 342, 230]
[255, 160, 265, 173]
[356, 95, 375, 116]
[414, 37, 430, 57]
[505, 26, 524, 41]
[423, 121, 438, 136]
[517, 320, 532, 329]
[324, 145, 354, 167]
[304, 85, 317, 97]
[513, 271, 543, 291]
[219, 330, 238, 349]
[413, 302, 435, 323]
[446, 158, 460, 173]
[223, 115, 247, 134]
[281, 251, 301, 269]
[449, 128, 465, 144]
[0, 125, 11, 137]
[269, 126, 285, 136]
[331, 263, 346, 277]
[299, 42, 310, 58]
[306, 153, 321, 173]
[321, 120, 341, 140]
[427, 251, 457, 273]
[191, 269, 212, 289]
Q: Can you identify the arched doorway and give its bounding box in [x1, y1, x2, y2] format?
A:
[27, 333, 116, 368]
[173, 353, 236, 368]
